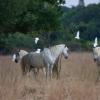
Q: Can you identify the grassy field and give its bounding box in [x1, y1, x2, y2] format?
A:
[0, 52, 100, 100]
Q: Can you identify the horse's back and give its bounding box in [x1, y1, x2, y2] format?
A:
[43, 44, 66, 64]
[22, 53, 44, 68]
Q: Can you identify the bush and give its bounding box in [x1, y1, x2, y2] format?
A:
[0, 32, 34, 53]
[66, 39, 93, 52]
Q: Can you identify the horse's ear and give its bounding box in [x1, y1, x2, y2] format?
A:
[65, 44, 67, 47]
[17, 49, 20, 52]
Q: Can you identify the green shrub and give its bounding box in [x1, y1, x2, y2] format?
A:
[1, 32, 34, 53]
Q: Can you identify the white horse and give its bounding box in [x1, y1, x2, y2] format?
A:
[42, 44, 69, 79]
[93, 46, 100, 82]
[93, 46, 100, 61]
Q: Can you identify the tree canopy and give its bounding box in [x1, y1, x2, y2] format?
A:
[61, 4, 100, 40]
[0, 1, 100, 53]
[0, 0, 65, 33]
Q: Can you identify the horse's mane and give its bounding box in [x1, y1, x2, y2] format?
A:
[49, 44, 65, 59]
[20, 50, 28, 53]
[19, 50, 28, 58]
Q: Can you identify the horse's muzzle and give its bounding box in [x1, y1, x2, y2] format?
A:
[94, 58, 96, 62]
[15, 59, 18, 63]
[65, 56, 68, 59]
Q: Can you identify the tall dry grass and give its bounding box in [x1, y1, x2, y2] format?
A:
[0, 52, 100, 100]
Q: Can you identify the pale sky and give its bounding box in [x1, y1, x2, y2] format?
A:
[64, 0, 99, 7]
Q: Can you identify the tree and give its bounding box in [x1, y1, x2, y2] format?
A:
[0, 0, 66, 50]
[0, 0, 65, 33]
[61, 4, 100, 40]
[0, 0, 29, 32]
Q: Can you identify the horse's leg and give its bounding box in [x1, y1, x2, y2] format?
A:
[35, 68, 40, 79]
[34, 68, 38, 79]
[45, 64, 49, 80]
[31, 67, 37, 79]
[22, 66, 26, 76]
[52, 59, 58, 78]
[26, 65, 36, 77]
[21, 61, 26, 76]
[23, 65, 28, 76]
[45, 67, 48, 80]
[53, 54, 61, 79]
[49, 64, 53, 80]
[37, 68, 39, 73]
[56, 57, 59, 79]
[36, 68, 40, 75]
[58, 54, 62, 79]
[25, 64, 31, 77]
[96, 66, 100, 83]
[43, 67, 46, 76]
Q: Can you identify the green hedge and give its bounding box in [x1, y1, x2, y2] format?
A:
[0, 32, 34, 53]
[0, 32, 95, 54]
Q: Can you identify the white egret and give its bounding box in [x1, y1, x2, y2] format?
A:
[35, 48, 41, 53]
[75, 31, 80, 40]
[35, 37, 39, 44]
[94, 37, 98, 47]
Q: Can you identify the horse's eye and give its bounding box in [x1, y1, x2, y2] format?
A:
[16, 52, 19, 56]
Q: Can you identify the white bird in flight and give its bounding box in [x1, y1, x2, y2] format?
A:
[93, 37, 98, 47]
[75, 31, 80, 40]
[35, 37, 39, 44]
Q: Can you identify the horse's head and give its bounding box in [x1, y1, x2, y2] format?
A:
[62, 46, 69, 59]
[12, 52, 20, 63]
[12, 49, 28, 63]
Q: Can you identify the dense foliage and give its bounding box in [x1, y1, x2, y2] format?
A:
[61, 4, 100, 41]
[0, 0, 65, 33]
[0, 0, 100, 53]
